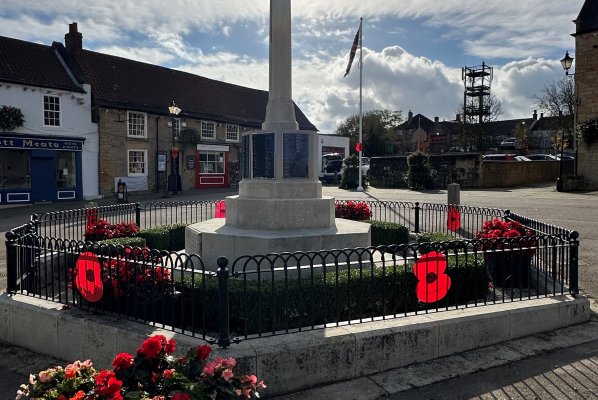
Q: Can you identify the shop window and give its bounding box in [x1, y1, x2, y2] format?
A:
[200, 152, 224, 174]
[226, 124, 239, 142]
[43, 95, 61, 127]
[55, 152, 76, 188]
[127, 111, 147, 138]
[1, 150, 31, 189]
[201, 121, 216, 140]
[128, 150, 147, 176]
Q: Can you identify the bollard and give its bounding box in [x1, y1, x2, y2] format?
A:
[569, 231, 579, 296]
[447, 183, 460, 206]
[447, 183, 461, 232]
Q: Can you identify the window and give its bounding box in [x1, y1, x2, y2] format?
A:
[55, 152, 76, 188]
[200, 152, 224, 174]
[201, 121, 216, 140]
[128, 150, 147, 175]
[127, 111, 147, 138]
[43, 95, 61, 126]
[0, 150, 31, 189]
[226, 124, 240, 142]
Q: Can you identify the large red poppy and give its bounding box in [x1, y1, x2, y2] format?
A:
[413, 251, 451, 303]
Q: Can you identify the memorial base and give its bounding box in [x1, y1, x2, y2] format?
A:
[185, 218, 371, 271]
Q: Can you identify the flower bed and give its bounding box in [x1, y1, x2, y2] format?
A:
[17, 335, 265, 399]
[475, 218, 535, 288]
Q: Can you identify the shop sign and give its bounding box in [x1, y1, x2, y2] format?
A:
[0, 136, 83, 151]
[197, 144, 229, 152]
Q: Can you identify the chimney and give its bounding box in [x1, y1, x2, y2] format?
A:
[434, 116, 439, 123]
[408, 110, 413, 120]
[532, 110, 537, 120]
[65, 22, 83, 52]
[456, 114, 461, 122]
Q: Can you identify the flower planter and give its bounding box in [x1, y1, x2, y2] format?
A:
[484, 251, 531, 288]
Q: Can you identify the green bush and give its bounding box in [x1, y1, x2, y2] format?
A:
[176, 256, 488, 336]
[407, 151, 433, 190]
[366, 220, 409, 246]
[339, 155, 368, 189]
[97, 236, 146, 248]
[138, 223, 187, 251]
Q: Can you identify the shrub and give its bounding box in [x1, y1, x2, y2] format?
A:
[177, 256, 488, 337]
[578, 115, 598, 146]
[339, 154, 368, 189]
[407, 151, 433, 190]
[97, 236, 146, 248]
[17, 336, 265, 399]
[138, 223, 187, 251]
[367, 220, 409, 246]
[335, 201, 372, 221]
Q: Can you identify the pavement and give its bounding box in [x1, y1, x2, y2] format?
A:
[1, 183, 598, 399]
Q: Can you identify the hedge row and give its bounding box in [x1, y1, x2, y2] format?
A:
[176, 255, 488, 336]
[96, 224, 187, 251]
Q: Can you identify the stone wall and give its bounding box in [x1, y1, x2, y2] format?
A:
[480, 160, 573, 188]
[575, 22, 598, 188]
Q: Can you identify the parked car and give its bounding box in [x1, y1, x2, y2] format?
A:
[319, 153, 343, 183]
[482, 154, 518, 161]
[338, 157, 370, 181]
[499, 137, 520, 150]
[556, 154, 575, 161]
[514, 155, 531, 161]
[526, 154, 558, 161]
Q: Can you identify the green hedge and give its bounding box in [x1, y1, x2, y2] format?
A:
[366, 220, 410, 246]
[97, 237, 146, 248]
[138, 224, 187, 251]
[176, 256, 488, 336]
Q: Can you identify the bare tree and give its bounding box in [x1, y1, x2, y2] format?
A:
[533, 77, 575, 145]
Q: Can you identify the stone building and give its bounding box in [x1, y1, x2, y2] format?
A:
[59, 23, 316, 196]
[573, 0, 598, 189]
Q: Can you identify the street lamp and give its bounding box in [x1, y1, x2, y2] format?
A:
[557, 51, 576, 191]
[168, 101, 181, 195]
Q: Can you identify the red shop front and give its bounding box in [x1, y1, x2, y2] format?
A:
[195, 144, 229, 189]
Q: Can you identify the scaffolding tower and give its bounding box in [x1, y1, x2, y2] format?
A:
[462, 62, 493, 124]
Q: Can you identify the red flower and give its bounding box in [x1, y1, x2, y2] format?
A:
[69, 391, 85, 400]
[163, 369, 175, 379]
[171, 393, 191, 400]
[196, 344, 212, 360]
[165, 338, 176, 354]
[138, 336, 164, 359]
[112, 353, 133, 370]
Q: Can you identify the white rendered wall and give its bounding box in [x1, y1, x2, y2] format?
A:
[318, 133, 350, 171]
[0, 82, 99, 199]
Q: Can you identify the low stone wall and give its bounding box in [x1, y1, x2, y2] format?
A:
[480, 160, 573, 188]
[0, 293, 590, 398]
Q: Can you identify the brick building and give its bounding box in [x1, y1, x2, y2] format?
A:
[573, 0, 598, 189]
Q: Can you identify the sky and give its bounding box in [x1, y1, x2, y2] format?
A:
[0, 0, 584, 133]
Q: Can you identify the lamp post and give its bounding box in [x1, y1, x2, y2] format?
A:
[168, 101, 181, 195]
[558, 51, 576, 191]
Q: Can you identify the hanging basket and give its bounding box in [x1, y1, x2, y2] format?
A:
[0, 105, 25, 131]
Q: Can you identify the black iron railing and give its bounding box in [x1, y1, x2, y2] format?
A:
[6, 232, 577, 346]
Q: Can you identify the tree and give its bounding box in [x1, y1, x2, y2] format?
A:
[533, 77, 575, 146]
[513, 122, 529, 154]
[456, 94, 504, 151]
[335, 110, 402, 156]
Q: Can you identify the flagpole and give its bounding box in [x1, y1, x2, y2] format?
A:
[357, 17, 364, 192]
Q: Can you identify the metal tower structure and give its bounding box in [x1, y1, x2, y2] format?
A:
[462, 62, 493, 124]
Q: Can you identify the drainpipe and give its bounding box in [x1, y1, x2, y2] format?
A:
[156, 116, 160, 193]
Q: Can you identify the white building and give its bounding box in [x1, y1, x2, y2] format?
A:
[0, 36, 99, 203]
